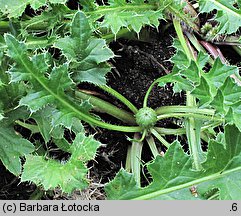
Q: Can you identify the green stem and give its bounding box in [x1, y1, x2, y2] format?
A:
[155, 106, 215, 116]
[150, 128, 171, 148]
[146, 135, 159, 158]
[125, 145, 132, 173]
[15, 120, 40, 133]
[131, 133, 143, 187]
[143, 80, 158, 107]
[157, 112, 223, 122]
[154, 127, 185, 135]
[173, 18, 203, 171]
[99, 85, 138, 114]
[167, 5, 200, 32]
[184, 31, 214, 65]
[75, 90, 136, 124]
[154, 121, 221, 136]
[185, 92, 203, 171]
[173, 19, 194, 60]
[63, 101, 140, 132]
[127, 130, 147, 142]
[201, 121, 222, 131]
[0, 21, 10, 32]
[0, 38, 53, 51]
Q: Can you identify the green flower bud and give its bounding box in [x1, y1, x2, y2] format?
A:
[135, 107, 157, 129]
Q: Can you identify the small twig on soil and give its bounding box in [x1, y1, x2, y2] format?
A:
[129, 46, 170, 74]
[100, 152, 118, 169]
[118, 43, 170, 74]
[109, 61, 121, 78]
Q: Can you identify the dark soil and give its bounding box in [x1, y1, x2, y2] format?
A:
[88, 26, 186, 186]
[0, 162, 36, 200]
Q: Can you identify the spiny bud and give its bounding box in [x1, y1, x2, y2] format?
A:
[135, 107, 157, 129]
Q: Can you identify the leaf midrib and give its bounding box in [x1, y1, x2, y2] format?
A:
[87, 4, 158, 15]
[7, 35, 142, 132]
[132, 165, 241, 200]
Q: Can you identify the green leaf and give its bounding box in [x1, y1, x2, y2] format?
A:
[31, 107, 62, 142]
[210, 89, 225, 114]
[105, 125, 241, 200]
[21, 5, 69, 32]
[79, 0, 97, 11]
[209, 77, 241, 130]
[171, 39, 190, 69]
[160, 41, 240, 117]
[55, 12, 114, 85]
[70, 133, 101, 161]
[105, 169, 140, 199]
[5, 33, 74, 112]
[230, 102, 241, 132]
[22, 132, 101, 193]
[89, 0, 166, 35]
[220, 77, 241, 106]
[0, 0, 68, 18]
[51, 109, 83, 133]
[102, 10, 162, 35]
[202, 58, 238, 96]
[19, 91, 55, 113]
[4, 32, 120, 134]
[0, 126, 34, 175]
[31, 105, 84, 143]
[191, 77, 212, 106]
[22, 155, 88, 193]
[199, 0, 241, 34]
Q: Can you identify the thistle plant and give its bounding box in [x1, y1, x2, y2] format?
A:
[0, 0, 241, 200]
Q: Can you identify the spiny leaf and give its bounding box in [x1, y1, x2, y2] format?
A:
[21, 5, 68, 32]
[55, 11, 114, 85]
[92, 0, 166, 35]
[161, 40, 239, 113]
[106, 125, 241, 200]
[18, 62, 73, 113]
[4, 32, 112, 135]
[22, 132, 101, 193]
[70, 133, 101, 161]
[216, 78, 241, 131]
[19, 91, 55, 113]
[191, 77, 212, 106]
[199, 0, 241, 34]
[51, 109, 84, 133]
[31, 107, 64, 143]
[79, 0, 97, 11]
[5, 33, 74, 113]
[0, 126, 34, 175]
[202, 58, 238, 97]
[21, 155, 88, 193]
[31, 104, 84, 143]
[0, 0, 68, 18]
[220, 77, 241, 106]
